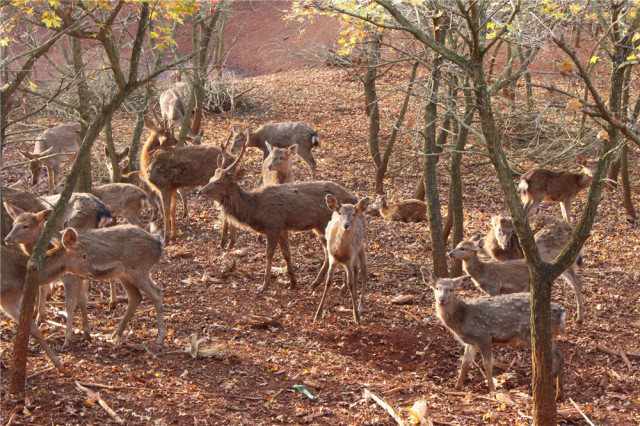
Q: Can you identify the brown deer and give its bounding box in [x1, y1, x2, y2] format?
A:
[484, 215, 585, 322]
[313, 195, 368, 325]
[159, 89, 198, 142]
[371, 196, 426, 222]
[262, 142, 297, 187]
[103, 146, 188, 222]
[518, 155, 598, 221]
[421, 267, 565, 402]
[1, 186, 48, 241]
[230, 122, 319, 179]
[1, 228, 93, 370]
[74, 225, 165, 345]
[140, 115, 234, 240]
[198, 140, 358, 292]
[18, 123, 81, 194]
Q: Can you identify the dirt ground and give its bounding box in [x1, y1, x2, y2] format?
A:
[2, 3, 640, 425]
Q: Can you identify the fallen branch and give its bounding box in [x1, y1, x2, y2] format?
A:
[617, 345, 634, 372]
[397, 308, 422, 323]
[569, 397, 595, 426]
[363, 388, 407, 425]
[27, 366, 54, 379]
[75, 380, 125, 424]
[595, 343, 640, 359]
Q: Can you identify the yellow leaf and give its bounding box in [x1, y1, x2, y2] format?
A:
[626, 54, 637, 61]
[566, 98, 582, 112]
[590, 56, 599, 64]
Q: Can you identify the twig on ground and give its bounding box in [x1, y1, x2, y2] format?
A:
[569, 397, 595, 426]
[363, 388, 407, 425]
[75, 380, 125, 424]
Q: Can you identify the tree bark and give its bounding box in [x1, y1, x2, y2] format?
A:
[71, 36, 92, 192]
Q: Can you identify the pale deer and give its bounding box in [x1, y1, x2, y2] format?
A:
[448, 238, 530, 296]
[518, 155, 598, 221]
[371, 196, 426, 222]
[313, 195, 368, 325]
[230, 122, 319, 179]
[421, 267, 565, 402]
[140, 115, 234, 240]
[19, 123, 81, 194]
[160, 89, 198, 141]
[103, 146, 188, 222]
[1, 228, 93, 371]
[1, 186, 48, 240]
[485, 215, 585, 322]
[4, 194, 113, 345]
[74, 225, 165, 345]
[198, 140, 358, 292]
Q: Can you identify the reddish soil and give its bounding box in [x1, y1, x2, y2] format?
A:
[2, 4, 640, 425]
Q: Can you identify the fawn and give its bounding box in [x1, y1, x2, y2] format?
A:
[371, 196, 426, 222]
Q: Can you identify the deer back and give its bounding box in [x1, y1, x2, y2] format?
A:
[231, 122, 316, 154]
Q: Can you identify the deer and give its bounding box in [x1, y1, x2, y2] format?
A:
[518, 154, 599, 221]
[421, 267, 565, 401]
[18, 123, 81, 194]
[448, 237, 531, 296]
[484, 215, 585, 322]
[370, 196, 426, 222]
[160, 89, 198, 142]
[230, 122, 319, 179]
[197, 139, 358, 292]
[1, 186, 48, 241]
[4, 194, 113, 346]
[73, 224, 166, 345]
[103, 146, 188, 222]
[1, 228, 93, 371]
[220, 142, 300, 250]
[313, 195, 368, 325]
[140, 114, 234, 241]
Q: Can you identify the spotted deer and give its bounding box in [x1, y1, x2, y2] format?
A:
[421, 267, 565, 402]
[371, 196, 426, 222]
[518, 155, 598, 221]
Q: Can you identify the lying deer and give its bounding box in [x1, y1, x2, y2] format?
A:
[313, 195, 368, 325]
[19, 123, 81, 194]
[198, 140, 357, 292]
[371, 196, 426, 222]
[518, 155, 598, 221]
[141, 115, 233, 240]
[220, 142, 299, 250]
[103, 146, 188, 222]
[1, 228, 93, 371]
[421, 267, 565, 402]
[160, 89, 198, 142]
[230, 122, 319, 179]
[484, 215, 585, 322]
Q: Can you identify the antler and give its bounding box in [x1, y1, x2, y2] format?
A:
[225, 128, 250, 171]
[220, 130, 233, 152]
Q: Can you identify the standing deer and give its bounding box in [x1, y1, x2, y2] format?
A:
[313, 195, 368, 325]
[103, 146, 188, 222]
[198, 140, 358, 292]
[421, 267, 565, 402]
[230, 122, 319, 179]
[140, 115, 234, 240]
[19, 123, 81, 194]
[1, 186, 48, 241]
[484, 215, 585, 322]
[160, 89, 198, 141]
[518, 155, 598, 221]
[370, 195, 426, 222]
[1, 228, 93, 370]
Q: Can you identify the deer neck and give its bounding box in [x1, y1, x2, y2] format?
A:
[218, 183, 256, 228]
[38, 245, 68, 287]
[327, 223, 355, 260]
[436, 298, 465, 330]
[140, 134, 161, 178]
[577, 168, 594, 189]
[461, 252, 483, 278]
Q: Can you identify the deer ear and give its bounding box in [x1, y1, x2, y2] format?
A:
[61, 227, 78, 248]
[18, 150, 35, 160]
[144, 115, 159, 131]
[356, 197, 369, 215]
[232, 124, 239, 133]
[121, 158, 130, 171]
[420, 266, 436, 288]
[326, 194, 340, 212]
[455, 275, 472, 288]
[265, 141, 274, 153]
[3, 202, 26, 220]
[288, 144, 298, 155]
[120, 147, 130, 158]
[37, 209, 53, 224]
[233, 168, 247, 181]
[491, 216, 501, 227]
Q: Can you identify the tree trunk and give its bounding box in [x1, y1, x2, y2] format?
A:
[620, 143, 637, 220]
[104, 118, 121, 182]
[363, 33, 382, 191]
[71, 36, 92, 192]
[128, 85, 153, 172]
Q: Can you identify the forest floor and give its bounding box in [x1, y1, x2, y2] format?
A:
[1, 5, 640, 422]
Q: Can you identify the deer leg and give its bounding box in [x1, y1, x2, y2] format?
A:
[178, 188, 189, 218]
[61, 274, 79, 349]
[260, 235, 278, 292]
[562, 267, 584, 323]
[136, 274, 166, 345]
[220, 217, 229, 249]
[169, 189, 178, 240]
[77, 279, 91, 341]
[358, 249, 367, 312]
[314, 262, 336, 322]
[560, 200, 572, 222]
[47, 166, 56, 194]
[298, 150, 317, 180]
[109, 281, 118, 310]
[552, 343, 565, 402]
[346, 264, 361, 325]
[112, 279, 143, 344]
[310, 232, 329, 290]
[227, 223, 237, 249]
[455, 344, 477, 390]
[479, 344, 495, 392]
[278, 231, 297, 290]
[35, 284, 52, 325]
